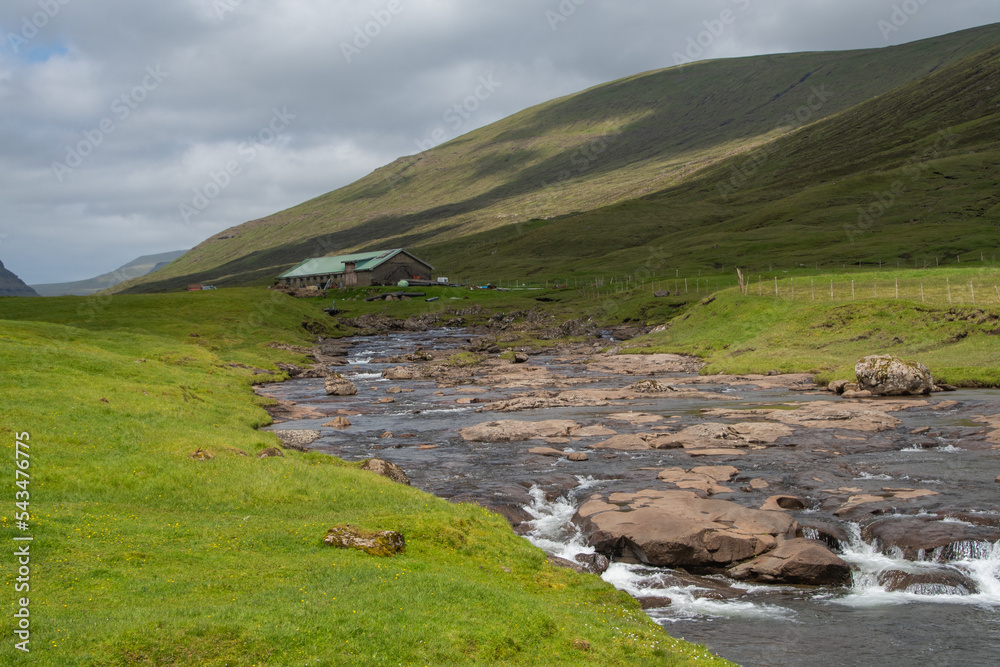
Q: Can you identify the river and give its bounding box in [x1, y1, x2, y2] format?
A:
[259, 329, 1000, 667]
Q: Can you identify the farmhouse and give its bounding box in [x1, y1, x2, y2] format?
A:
[276, 249, 434, 288]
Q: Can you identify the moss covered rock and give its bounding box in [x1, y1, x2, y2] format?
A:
[323, 525, 406, 557]
[855, 354, 934, 396]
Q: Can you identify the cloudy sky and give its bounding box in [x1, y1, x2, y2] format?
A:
[2, 0, 999, 285]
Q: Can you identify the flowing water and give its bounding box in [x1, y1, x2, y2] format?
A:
[261, 329, 1000, 666]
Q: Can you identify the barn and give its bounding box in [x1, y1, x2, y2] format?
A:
[276, 249, 434, 289]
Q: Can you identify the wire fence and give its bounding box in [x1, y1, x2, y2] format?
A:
[734, 275, 1000, 307]
[462, 271, 1000, 309]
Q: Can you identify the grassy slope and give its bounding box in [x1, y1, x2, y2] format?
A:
[423, 40, 1000, 281]
[117, 24, 1000, 292]
[0, 291, 731, 666]
[625, 267, 1000, 386]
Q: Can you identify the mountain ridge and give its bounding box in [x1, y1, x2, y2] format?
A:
[32, 250, 188, 297]
[0, 259, 39, 297]
[117, 23, 1000, 293]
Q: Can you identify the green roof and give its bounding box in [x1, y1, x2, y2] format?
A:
[277, 249, 432, 279]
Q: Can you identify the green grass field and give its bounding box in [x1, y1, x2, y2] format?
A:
[624, 267, 1000, 386]
[0, 289, 732, 666]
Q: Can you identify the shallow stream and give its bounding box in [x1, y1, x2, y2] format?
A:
[261, 329, 1000, 667]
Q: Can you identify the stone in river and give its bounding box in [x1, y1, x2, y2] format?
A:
[528, 447, 566, 458]
[727, 538, 851, 586]
[878, 569, 978, 595]
[587, 434, 650, 451]
[324, 376, 359, 396]
[573, 489, 797, 569]
[657, 466, 737, 495]
[567, 452, 589, 462]
[459, 419, 580, 442]
[861, 517, 1000, 560]
[760, 495, 807, 511]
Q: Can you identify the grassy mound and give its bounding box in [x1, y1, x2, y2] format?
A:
[0, 289, 731, 665]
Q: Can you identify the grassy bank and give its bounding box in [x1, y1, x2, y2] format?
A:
[0, 289, 731, 665]
[625, 268, 1000, 386]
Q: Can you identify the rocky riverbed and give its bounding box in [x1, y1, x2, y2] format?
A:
[257, 328, 1000, 667]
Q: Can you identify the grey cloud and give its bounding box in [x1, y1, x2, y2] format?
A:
[1, 0, 998, 283]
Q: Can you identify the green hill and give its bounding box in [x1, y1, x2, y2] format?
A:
[119, 23, 1000, 293]
[31, 249, 188, 296]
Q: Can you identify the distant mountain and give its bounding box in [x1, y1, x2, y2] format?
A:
[117, 23, 1000, 292]
[32, 250, 188, 297]
[0, 259, 39, 297]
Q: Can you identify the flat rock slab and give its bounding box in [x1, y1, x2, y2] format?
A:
[686, 448, 748, 457]
[673, 374, 818, 390]
[702, 401, 915, 433]
[833, 487, 940, 517]
[606, 412, 665, 425]
[973, 415, 1000, 444]
[261, 398, 327, 423]
[572, 425, 618, 438]
[528, 447, 567, 458]
[481, 389, 635, 413]
[583, 354, 706, 376]
[651, 422, 793, 450]
[658, 466, 738, 495]
[574, 489, 797, 569]
[460, 419, 580, 442]
[588, 434, 651, 451]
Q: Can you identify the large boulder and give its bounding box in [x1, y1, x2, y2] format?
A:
[324, 375, 358, 396]
[573, 489, 797, 570]
[855, 355, 933, 396]
[727, 538, 851, 586]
